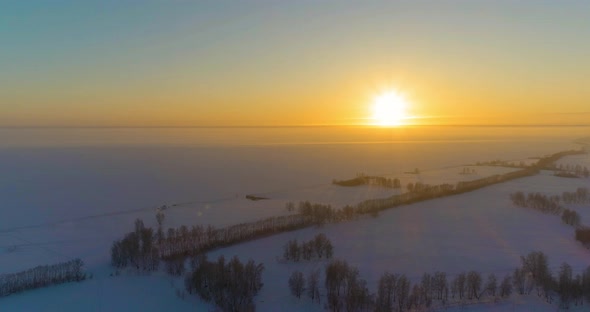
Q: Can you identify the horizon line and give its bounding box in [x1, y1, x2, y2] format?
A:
[1, 123, 590, 129]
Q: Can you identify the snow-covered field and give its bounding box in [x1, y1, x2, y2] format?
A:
[202, 171, 590, 312]
[1, 127, 589, 311]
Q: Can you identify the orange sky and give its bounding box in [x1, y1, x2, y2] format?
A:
[2, 2, 590, 127]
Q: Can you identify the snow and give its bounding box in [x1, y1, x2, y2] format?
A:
[0, 127, 589, 311]
[203, 172, 590, 312]
[0, 270, 208, 312]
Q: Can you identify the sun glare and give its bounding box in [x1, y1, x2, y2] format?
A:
[371, 90, 409, 126]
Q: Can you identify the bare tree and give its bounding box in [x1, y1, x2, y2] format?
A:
[485, 273, 497, 297]
[451, 272, 466, 299]
[500, 274, 512, 297]
[432, 271, 448, 301]
[558, 262, 573, 309]
[307, 269, 321, 303]
[513, 268, 526, 295]
[395, 275, 410, 312]
[420, 273, 432, 305]
[289, 271, 305, 299]
[466, 271, 482, 300]
[376, 272, 397, 312]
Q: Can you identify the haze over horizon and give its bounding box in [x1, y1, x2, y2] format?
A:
[2, 1, 590, 127]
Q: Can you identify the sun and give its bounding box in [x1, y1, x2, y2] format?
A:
[371, 90, 409, 126]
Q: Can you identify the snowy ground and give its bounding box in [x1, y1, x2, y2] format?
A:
[3, 155, 589, 311]
[201, 171, 590, 312]
[1, 129, 588, 311]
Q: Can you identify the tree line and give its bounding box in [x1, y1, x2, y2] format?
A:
[561, 187, 590, 204]
[352, 149, 585, 217]
[475, 159, 531, 168]
[288, 251, 590, 311]
[510, 190, 582, 227]
[550, 163, 590, 178]
[510, 188, 590, 247]
[0, 259, 87, 297]
[333, 173, 401, 189]
[283, 233, 334, 262]
[111, 213, 319, 271]
[353, 165, 536, 218]
[511, 187, 590, 208]
[184, 254, 264, 312]
[510, 191, 562, 215]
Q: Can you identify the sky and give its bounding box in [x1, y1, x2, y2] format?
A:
[1, 0, 590, 127]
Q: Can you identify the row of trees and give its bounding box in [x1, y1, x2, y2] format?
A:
[0, 259, 86, 297]
[353, 150, 584, 217]
[184, 254, 264, 312]
[537, 150, 586, 169]
[288, 251, 590, 311]
[290, 260, 508, 312]
[112, 213, 318, 270]
[513, 187, 590, 208]
[353, 165, 537, 218]
[475, 159, 532, 168]
[333, 173, 401, 189]
[283, 234, 334, 262]
[551, 163, 590, 178]
[561, 187, 590, 204]
[510, 191, 562, 215]
[510, 191, 582, 227]
[373, 269, 510, 311]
